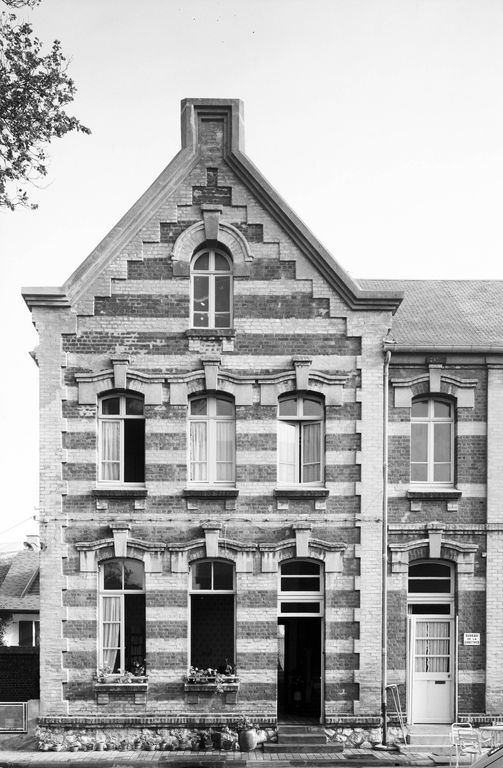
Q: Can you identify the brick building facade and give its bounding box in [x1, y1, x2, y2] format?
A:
[23, 99, 503, 740]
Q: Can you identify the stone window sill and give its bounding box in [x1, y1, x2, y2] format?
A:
[183, 488, 239, 499]
[186, 329, 236, 339]
[274, 487, 329, 499]
[406, 488, 462, 500]
[93, 487, 148, 499]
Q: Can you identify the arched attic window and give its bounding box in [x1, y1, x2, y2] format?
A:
[98, 392, 145, 484]
[191, 246, 232, 329]
[411, 397, 454, 485]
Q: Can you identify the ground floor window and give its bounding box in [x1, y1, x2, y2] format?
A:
[99, 558, 145, 673]
[190, 560, 235, 671]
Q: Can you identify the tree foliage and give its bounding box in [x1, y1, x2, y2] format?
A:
[0, 0, 90, 210]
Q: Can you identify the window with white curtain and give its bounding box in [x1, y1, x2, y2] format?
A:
[411, 397, 454, 484]
[191, 247, 232, 328]
[277, 395, 324, 485]
[99, 559, 145, 674]
[98, 394, 145, 483]
[189, 395, 235, 484]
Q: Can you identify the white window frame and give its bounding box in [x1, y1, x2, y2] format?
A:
[278, 559, 324, 617]
[410, 397, 454, 485]
[98, 559, 145, 673]
[188, 559, 236, 670]
[277, 395, 324, 486]
[407, 561, 454, 616]
[188, 395, 235, 485]
[190, 247, 233, 329]
[98, 393, 145, 485]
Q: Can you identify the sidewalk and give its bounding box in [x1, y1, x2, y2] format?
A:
[0, 747, 439, 767]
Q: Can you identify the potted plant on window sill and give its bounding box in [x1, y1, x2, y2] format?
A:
[184, 664, 238, 691]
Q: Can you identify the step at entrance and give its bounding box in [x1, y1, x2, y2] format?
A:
[399, 724, 452, 756]
[263, 725, 343, 753]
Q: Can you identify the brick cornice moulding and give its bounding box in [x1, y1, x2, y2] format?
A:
[75, 527, 166, 574]
[389, 528, 478, 574]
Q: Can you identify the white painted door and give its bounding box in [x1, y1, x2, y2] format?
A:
[409, 617, 454, 723]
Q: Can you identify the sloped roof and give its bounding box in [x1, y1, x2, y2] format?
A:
[358, 279, 503, 350]
[23, 99, 402, 315]
[0, 550, 39, 612]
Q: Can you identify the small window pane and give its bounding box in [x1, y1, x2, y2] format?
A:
[282, 561, 320, 575]
[215, 312, 231, 328]
[409, 579, 451, 594]
[434, 423, 451, 463]
[34, 621, 40, 647]
[102, 397, 120, 415]
[281, 577, 320, 591]
[194, 253, 209, 270]
[190, 422, 207, 482]
[216, 398, 234, 416]
[215, 276, 231, 313]
[124, 560, 144, 590]
[191, 398, 207, 416]
[214, 253, 230, 271]
[278, 420, 297, 483]
[18, 621, 33, 647]
[213, 561, 234, 590]
[280, 602, 320, 613]
[216, 421, 234, 482]
[411, 423, 428, 462]
[279, 398, 297, 417]
[302, 422, 321, 482]
[411, 400, 428, 417]
[434, 463, 452, 482]
[409, 563, 451, 578]
[193, 562, 212, 590]
[409, 604, 451, 615]
[126, 397, 143, 415]
[103, 561, 123, 590]
[303, 399, 323, 418]
[434, 401, 451, 418]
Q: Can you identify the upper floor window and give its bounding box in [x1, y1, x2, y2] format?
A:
[411, 398, 454, 484]
[99, 558, 145, 673]
[189, 395, 235, 484]
[191, 247, 232, 328]
[18, 620, 39, 647]
[277, 395, 324, 485]
[98, 394, 145, 484]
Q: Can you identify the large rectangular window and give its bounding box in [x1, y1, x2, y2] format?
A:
[189, 396, 235, 485]
[99, 559, 146, 674]
[411, 398, 453, 484]
[278, 396, 324, 485]
[99, 394, 145, 484]
[190, 561, 235, 671]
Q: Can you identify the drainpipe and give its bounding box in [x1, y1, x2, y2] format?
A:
[381, 349, 391, 745]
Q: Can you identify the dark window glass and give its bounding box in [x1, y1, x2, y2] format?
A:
[281, 577, 320, 591]
[282, 561, 320, 575]
[124, 560, 144, 590]
[213, 561, 233, 590]
[126, 397, 143, 416]
[124, 418, 145, 482]
[409, 604, 451, 615]
[279, 398, 297, 417]
[194, 252, 209, 270]
[193, 562, 212, 590]
[191, 594, 234, 669]
[103, 561, 122, 590]
[409, 579, 451, 593]
[124, 593, 146, 671]
[34, 621, 40, 647]
[102, 397, 120, 415]
[280, 602, 320, 613]
[409, 563, 451, 578]
[18, 621, 33, 646]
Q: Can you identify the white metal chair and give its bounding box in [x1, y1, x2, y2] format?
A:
[450, 724, 485, 767]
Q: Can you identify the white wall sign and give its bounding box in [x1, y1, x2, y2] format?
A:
[463, 633, 480, 646]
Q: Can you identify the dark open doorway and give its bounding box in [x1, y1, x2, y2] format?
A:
[278, 617, 322, 721]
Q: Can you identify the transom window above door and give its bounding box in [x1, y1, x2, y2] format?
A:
[191, 248, 232, 329]
[411, 398, 454, 484]
[277, 395, 324, 485]
[278, 560, 324, 616]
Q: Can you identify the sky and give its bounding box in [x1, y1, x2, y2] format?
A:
[1, 0, 503, 546]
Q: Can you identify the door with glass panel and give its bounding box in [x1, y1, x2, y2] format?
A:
[407, 561, 455, 723]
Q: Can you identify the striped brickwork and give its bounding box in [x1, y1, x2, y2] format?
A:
[31, 106, 395, 727]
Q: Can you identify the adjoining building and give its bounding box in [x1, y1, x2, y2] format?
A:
[22, 99, 503, 742]
[0, 538, 40, 734]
